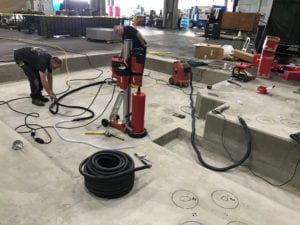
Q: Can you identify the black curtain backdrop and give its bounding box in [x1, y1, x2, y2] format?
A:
[267, 0, 300, 46]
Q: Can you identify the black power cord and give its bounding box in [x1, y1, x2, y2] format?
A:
[25, 113, 52, 144]
[79, 150, 151, 198]
[1, 97, 53, 144]
[189, 72, 252, 172]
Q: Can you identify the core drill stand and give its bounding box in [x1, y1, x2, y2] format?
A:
[101, 39, 147, 138]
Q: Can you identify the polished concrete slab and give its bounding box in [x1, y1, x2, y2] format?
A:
[0, 26, 300, 225]
[0, 65, 300, 225]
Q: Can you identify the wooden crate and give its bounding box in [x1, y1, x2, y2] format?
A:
[221, 12, 259, 33]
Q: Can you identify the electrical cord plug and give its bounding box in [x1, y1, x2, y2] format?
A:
[34, 137, 45, 144]
[30, 131, 45, 144]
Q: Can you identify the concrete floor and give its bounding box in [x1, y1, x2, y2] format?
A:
[0, 26, 235, 62]
[0, 27, 300, 225]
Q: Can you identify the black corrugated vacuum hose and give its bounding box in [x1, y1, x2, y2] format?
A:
[189, 72, 252, 172]
[49, 81, 107, 121]
[79, 150, 151, 198]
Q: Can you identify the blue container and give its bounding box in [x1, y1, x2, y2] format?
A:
[213, 5, 227, 12]
[52, 0, 63, 10]
[180, 16, 189, 29]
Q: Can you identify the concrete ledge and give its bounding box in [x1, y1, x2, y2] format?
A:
[145, 55, 230, 84]
[1, 52, 231, 85]
[0, 51, 118, 83]
[0, 62, 26, 83]
[204, 112, 300, 187]
[59, 51, 117, 73]
[153, 120, 300, 188]
[195, 91, 225, 119]
[194, 76, 300, 188]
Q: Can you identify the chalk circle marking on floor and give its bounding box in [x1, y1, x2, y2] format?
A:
[172, 189, 199, 209]
[211, 190, 239, 209]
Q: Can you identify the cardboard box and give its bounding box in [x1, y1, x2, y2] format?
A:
[233, 49, 254, 63]
[194, 43, 224, 60]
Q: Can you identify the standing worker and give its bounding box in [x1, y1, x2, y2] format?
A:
[114, 25, 147, 57]
[14, 47, 62, 106]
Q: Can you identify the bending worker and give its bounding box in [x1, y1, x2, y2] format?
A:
[114, 25, 147, 57]
[14, 47, 62, 106]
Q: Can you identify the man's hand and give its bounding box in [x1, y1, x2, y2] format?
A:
[50, 93, 56, 102]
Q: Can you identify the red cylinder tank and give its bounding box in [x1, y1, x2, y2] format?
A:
[131, 90, 146, 134]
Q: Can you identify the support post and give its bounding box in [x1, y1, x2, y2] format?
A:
[122, 39, 132, 125]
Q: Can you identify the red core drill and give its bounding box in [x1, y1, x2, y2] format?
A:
[102, 40, 147, 138]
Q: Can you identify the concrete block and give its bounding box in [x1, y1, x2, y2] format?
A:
[195, 91, 225, 119]
[203, 112, 300, 187]
[86, 28, 122, 42]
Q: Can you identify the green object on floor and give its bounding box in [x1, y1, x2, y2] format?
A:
[290, 132, 300, 143]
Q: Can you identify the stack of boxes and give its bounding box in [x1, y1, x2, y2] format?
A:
[257, 36, 280, 78]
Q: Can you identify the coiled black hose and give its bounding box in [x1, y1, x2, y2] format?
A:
[79, 150, 151, 198]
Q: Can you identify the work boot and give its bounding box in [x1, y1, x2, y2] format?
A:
[32, 98, 45, 107]
[39, 95, 49, 102]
